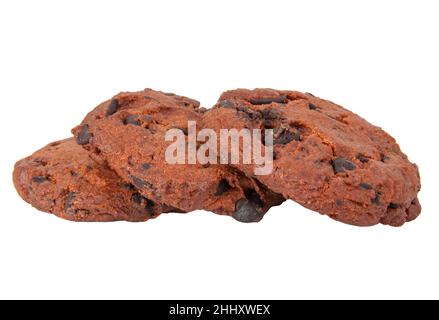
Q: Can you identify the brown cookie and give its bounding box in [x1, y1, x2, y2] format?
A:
[202, 89, 421, 226]
[13, 138, 173, 222]
[72, 89, 284, 222]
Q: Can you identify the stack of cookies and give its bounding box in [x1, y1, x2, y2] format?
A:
[13, 89, 421, 226]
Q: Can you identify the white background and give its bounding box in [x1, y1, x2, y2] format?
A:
[1, 0, 438, 300]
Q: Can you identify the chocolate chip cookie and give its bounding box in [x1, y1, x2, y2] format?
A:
[13, 138, 172, 222]
[72, 89, 284, 221]
[202, 89, 421, 226]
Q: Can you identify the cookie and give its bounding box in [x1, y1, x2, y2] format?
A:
[202, 89, 421, 226]
[13, 138, 173, 222]
[72, 89, 284, 221]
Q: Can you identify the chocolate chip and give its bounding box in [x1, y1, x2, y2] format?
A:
[131, 193, 144, 204]
[120, 183, 135, 191]
[261, 109, 280, 121]
[142, 163, 151, 170]
[130, 175, 151, 189]
[236, 105, 261, 121]
[32, 176, 47, 183]
[64, 192, 76, 213]
[214, 179, 231, 196]
[306, 92, 315, 97]
[124, 115, 141, 126]
[232, 199, 265, 223]
[76, 124, 92, 145]
[273, 128, 301, 145]
[389, 203, 399, 209]
[332, 158, 356, 173]
[249, 96, 288, 105]
[261, 109, 282, 127]
[145, 199, 155, 215]
[164, 92, 176, 96]
[219, 100, 235, 108]
[131, 193, 155, 216]
[359, 182, 373, 190]
[106, 99, 119, 116]
[372, 194, 381, 205]
[244, 189, 264, 208]
[356, 154, 369, 163]
[335, 199, 343, 206]
[308, 103, 317, 110]
[247, 111, 260, 121]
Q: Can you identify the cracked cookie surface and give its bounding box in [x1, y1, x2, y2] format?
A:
[13, 138, 171, 222]
[202, 89, 421, 226]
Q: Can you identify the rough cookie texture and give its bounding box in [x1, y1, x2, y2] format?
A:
[14, 87, 421, 226]
[72, 89, 284, 221]
[202, 89, 421, 226]
[13, 138, 172, 222]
